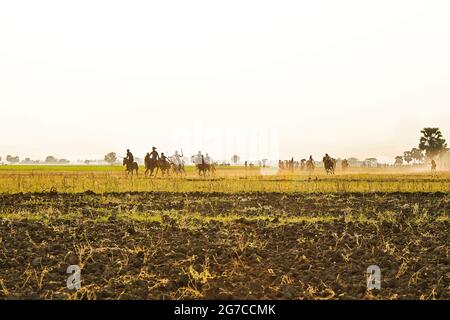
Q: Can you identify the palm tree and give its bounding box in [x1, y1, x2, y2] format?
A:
[419, 128, 447, 159]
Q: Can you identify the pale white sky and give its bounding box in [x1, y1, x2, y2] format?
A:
[1, 0, 449, 162]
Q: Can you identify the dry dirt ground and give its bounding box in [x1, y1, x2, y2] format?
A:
[0, 192, 448, 299]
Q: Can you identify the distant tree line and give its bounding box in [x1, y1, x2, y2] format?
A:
[395, 128, 447, 165]
[0, 155, 70, 164]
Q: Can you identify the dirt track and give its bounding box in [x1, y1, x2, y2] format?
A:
[0, 192, 448, 299]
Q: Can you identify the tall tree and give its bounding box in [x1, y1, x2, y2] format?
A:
[395, 156, 403, 166]
[410, 148, 424, 163]
[104, 152, 117, 164]
[45, 156, 58, 163]
[403, 151, 412, 164]
[6, 155, 20, 163]
[419, 128, 447, 159]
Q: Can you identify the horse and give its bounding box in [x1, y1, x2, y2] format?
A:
[171, 161, 186, 176]
[123, 158, 138, 176]
[323, 157, 336, 175]
[145, 158, 171, 177]
[158, 159, 172, 176]
[341, 159, 349, 171]
[196, 163, 215, 176]
[306, 159, 315, 172]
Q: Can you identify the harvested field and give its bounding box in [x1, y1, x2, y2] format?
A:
[0, 191, 448, 299]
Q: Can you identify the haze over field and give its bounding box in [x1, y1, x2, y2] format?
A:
[1, 0, 450, 161]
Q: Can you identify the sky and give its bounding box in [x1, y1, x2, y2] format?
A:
[1, 0, 449, 163]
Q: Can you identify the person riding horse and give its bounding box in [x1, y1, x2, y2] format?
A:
[306, 155, 315, 172]
[205, 153, 213, 165]
[159, 152, 171, 175]
[342, 159, 349, 171]
[144, 147, 172, 177]
[323, 153, 336, 174]
[170, 150, 185, 175]
[123, 149, 138, 176]
[193, 151, 215, 176]
[144, 147, 160, 177]
[149, 147, 159, 163]
[126, 149, 134, 163]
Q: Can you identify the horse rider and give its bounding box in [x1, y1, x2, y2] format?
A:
[170, 151, 183, 169]
[149, 147, 159, 163]
[194, 151, 203, 165]
[144, 152, 151, 165]
[205, 153, 213, 165]
[126, 149, 134, 163]
[160, 152, 168, 164]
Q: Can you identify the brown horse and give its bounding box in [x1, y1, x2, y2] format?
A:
[159, 159, 171, 176]
[171, 161, 186, 176]
[145, 158, 171, 177]
[323, 157, 336, 174]
[196, 163, 215, 176]
[306, 159, 315, 172]
[123, 158, 138, 176]
[342, 159, 349, 171]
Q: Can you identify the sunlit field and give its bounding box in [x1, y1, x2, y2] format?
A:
[0, 165, 448, 299]
[0, 165, 448, 193]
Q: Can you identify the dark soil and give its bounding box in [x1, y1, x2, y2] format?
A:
[0, 192, 448, 299]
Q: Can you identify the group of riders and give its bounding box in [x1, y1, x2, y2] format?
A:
[124, 148, 351, 177]
[123, 148, 216, 177]
[278, 154, 349, 175]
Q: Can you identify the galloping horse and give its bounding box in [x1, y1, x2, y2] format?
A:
[171, 161, 186, 176]
[145, 158, 171, 177]
[323, 157, 336, 175]
[159, 159, 171, 176]
[306, 159, 315, 172]
[123, 158, 138, 176]
[196, 163, 215, 176]
[341, 159, 349, 171]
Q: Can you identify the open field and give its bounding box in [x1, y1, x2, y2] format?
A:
[0, 166, 448, 299]
[0, 191, 448, 299]
[0, 165, 449, 193]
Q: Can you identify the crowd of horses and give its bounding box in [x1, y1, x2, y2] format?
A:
[123, 153, 350, 177]
[278, 156, 350, 175]
[122, 156, 216, 177]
